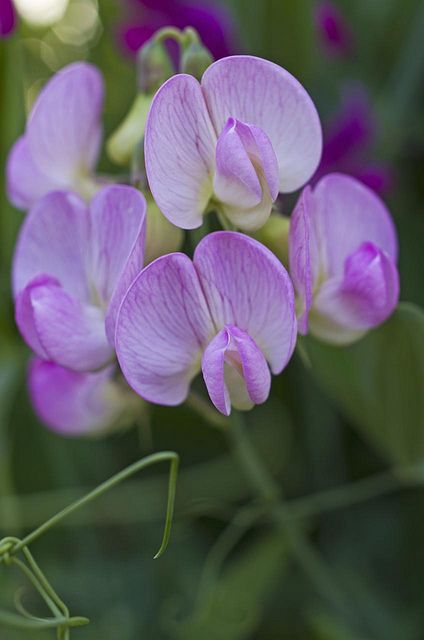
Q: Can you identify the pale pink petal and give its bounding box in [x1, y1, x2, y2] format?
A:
[202, 325, 271, 416]
[201, 329, 231, 415]
[29, 359, 123, 436]
[311, 173, 398, 279]
[88, 185, 146, 344]
[145, 74, 216, 229]
[194, 232, 297, 373]
[6, 136, 58, 210]
[12, 191, 90, 301]
[214, 117, 279, 208]
[27, 62, 103, 185]
[202, 55, 322, 193]
[16, 278, 113, 371]
[116, 253, 214, 405]
[311, 242, 399, 344]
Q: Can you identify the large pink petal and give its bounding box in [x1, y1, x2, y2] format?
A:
[311, 173, 398, 279]
[27, 62, 103, 185]
[6, 136, 59, 210]
[29, 359, 123, 436]
[116, 253, 214, 405]
[194, 232, 297, 374]
[12, 190, 90, 301]
[202, 325, 271, 416]
[202, 55, 322, 193]
[88, 185, 146, 344]
[145, 74, 216, 229]
[16, 278, 113, 371]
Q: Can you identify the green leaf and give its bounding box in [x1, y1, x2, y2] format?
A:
[304, 303, 424, 465]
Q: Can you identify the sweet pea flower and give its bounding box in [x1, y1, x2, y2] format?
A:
[7, 62, 104, 210]
[116, 232, 297, 415]
[29, 359, 137, 437]
[289, 173, 399, 345]
[145, 55, 322, 232]
[13, 185, 146, 371]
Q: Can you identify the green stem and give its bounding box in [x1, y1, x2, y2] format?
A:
[0, 610, 88, 631]
[228, 411, 352, 617]
[11, 451, 179, 559]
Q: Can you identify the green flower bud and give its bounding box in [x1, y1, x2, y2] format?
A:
[180, 40, 214, 80]
[106, 94, 152, 167]
[252, 213, 290, 266]
[137, 37, 174, 94]
[145, 195, 184, 264]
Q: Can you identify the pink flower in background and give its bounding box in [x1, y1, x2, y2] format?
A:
[116, 232, 296, 416]
[13, 186, 146, 371]
[29, 359, 129, 436]
[7, 62, 104, 210]
[316, 87, 393, 195]
[0, 0, 16, 37]
[120, 0, 235, 59]
[289, 173, 399, 345]
[145, 55, 322, 231]
[314, 1, 353, 57]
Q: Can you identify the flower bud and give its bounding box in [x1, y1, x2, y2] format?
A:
[145, 195, 184, 264]
[107, 93, 152, 167]
[252, 213, 290, 266]
[137, 37, 174, 94]
[180, 40, 214, 80]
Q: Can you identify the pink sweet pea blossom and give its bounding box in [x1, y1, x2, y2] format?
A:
[29, 359, 131, 436]
[145, 55, 322, 232]
[115, 232, 297, 415]
[13, 185, 146, 371]
[289, 173, 399, 345]
[7, 62, 104, 210]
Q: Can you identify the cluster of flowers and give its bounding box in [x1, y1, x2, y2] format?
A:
[7, 51, 399, 435]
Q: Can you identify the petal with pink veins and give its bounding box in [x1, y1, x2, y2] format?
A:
[116, 253, 214, 405]
[145, 74, 216, 229]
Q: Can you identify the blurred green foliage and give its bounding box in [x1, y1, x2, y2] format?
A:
[1, 0, 424, 638]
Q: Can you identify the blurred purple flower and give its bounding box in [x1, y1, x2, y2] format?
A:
[315, 87, 393, 195]
[314, 1, 353, 57]
[116, 232, 296, 415]
[120, 0, 236, 59]
[0, 0, 16, 37]
[289, 173, 399, 345]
